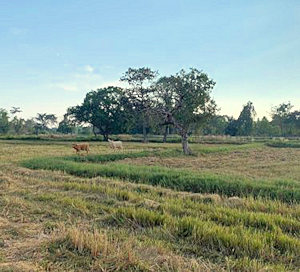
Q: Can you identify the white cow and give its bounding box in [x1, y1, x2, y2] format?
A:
[108, 139, 123, 150]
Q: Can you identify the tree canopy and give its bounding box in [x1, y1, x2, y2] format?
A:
[68, 86, 133, 141]
[154, 68, 217, 154]
[35, 113, 57, 134]
[120, 67, 158, 142]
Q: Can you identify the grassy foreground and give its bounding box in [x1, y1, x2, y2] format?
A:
[0, 140, 299, 271]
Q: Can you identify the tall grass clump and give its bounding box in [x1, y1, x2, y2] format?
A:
[115, 207, 167, 227]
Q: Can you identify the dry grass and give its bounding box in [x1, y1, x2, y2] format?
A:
[121, 146, 300, 181]
[44, 226, 221, 272]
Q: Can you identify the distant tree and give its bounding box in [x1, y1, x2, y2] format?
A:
[235, 101, 256, 136]
[24, 119, 36, 134]
[285, 110, 300, 136]
[10, 117, 25, 134]
[202, 115, 229, 135]
[57, 114, 75, 134]
[271, 102, 296, 136]
[0, 109, 9, 134]
[271, 102, 290, 135]
[224, 117, 238, 136]
[254, 116, 280, 136]
[9, 107, 24, 134]
[76, 126, 93, 135]
[154, 68, 216, 154]
[120, 67, 158, 142]
[68, 86, 133, 141]
[35, 113, 57, 134]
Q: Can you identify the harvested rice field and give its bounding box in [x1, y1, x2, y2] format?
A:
[0, 140, 299, 271]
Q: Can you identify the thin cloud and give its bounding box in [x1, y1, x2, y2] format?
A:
[83, 65, 95, 73]
[52, 71, 126, 93]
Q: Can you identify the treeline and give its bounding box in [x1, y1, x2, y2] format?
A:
[0, 109, 92, 136]
[1, 103, 298, 138]
[203, 102, 299, 137]
[1, 67, 299, 153]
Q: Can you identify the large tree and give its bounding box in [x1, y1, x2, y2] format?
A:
[154, 68, 217, 154]
[68, 86, 132, 141]
[120, 67, 158, 142]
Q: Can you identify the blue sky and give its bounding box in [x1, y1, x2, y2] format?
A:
[0, 0, 299, 120]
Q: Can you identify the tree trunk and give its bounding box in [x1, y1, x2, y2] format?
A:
[142, 119, 148, 143]
[181, 132, 192, 155]
[92, 126, 97, 137]
[280, 121, 284, 136]
[163, 126, 168, 143]
[103, 134, 109, 141]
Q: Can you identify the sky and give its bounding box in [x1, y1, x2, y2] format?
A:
[0, 0, 299, 120]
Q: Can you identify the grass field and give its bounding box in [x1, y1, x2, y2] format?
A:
[0, 140, 299, 271]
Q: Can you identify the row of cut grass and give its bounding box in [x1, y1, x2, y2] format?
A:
[20, 180, 300, 269]
[114, 206, 300, 262]
[24, 176, 300, 236]
[63, 149, 179, 163]
[21, 157, 300, 203]
[163, 199, 300, 236]
[12, 163, 300, 219]
[266, 141, 300, 148]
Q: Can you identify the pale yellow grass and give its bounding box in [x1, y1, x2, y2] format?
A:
[121, 146, 300, 181]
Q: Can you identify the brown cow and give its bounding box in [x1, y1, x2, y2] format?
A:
[72, 143, 90, 155]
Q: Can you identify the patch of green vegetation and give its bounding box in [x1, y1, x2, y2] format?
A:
[21, 156, 300, 203]
[113, 206, 300, 262]
[190, 142, 263, 154]
[163, 198, 300, 235]
[266, 141, 300, 148]
[64, 149, 179, 163]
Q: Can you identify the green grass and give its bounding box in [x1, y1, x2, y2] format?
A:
[63, 149, 179, 163]
[266, 141, 300, 148]
[21, 155, 300, 203]
[114, 206, 300, 261]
